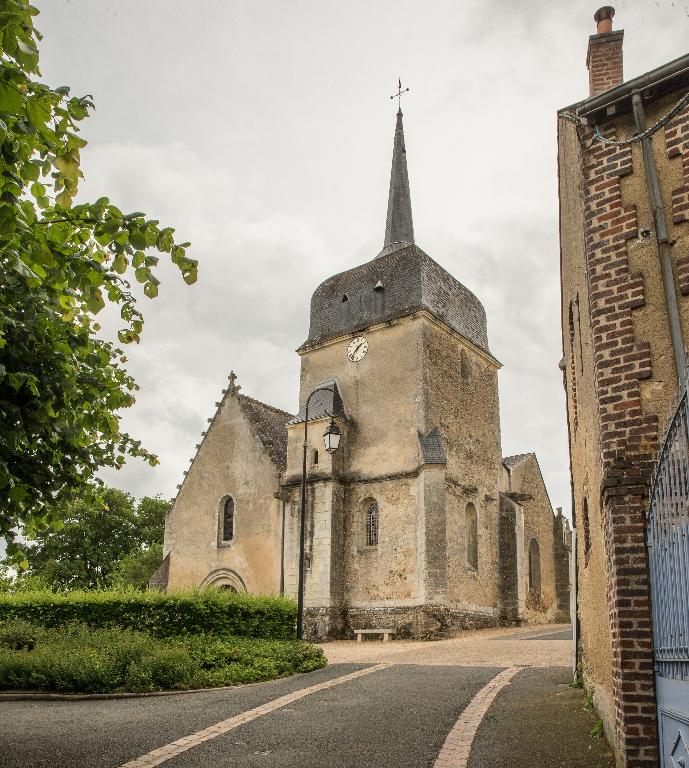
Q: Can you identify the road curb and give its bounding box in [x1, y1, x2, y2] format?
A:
[0, 668, 326, 701]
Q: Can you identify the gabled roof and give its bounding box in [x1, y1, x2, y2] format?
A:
[238, 394, 293, 472]
[502, 452, 535, 471]
[418, 427, 447, 465]
[289, 380, 346, 425]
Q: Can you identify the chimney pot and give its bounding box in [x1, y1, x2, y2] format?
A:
[594, 6, 615, 34]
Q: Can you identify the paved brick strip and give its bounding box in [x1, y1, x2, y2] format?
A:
[433, 666, 520, 768]
[118, 664, 387, 768]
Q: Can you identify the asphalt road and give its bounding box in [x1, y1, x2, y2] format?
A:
[2, 626, 615, 768]
[3, 664, 500, 768]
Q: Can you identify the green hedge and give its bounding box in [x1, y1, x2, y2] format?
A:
[0, 589, 296, 640]
[0, 621, 326, 693]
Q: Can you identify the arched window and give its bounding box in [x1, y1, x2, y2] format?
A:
[582, 497, 591, 567]
[221, 496, 234, 543]
[365, 500, 379, 547]
[465, 503, 478, 570]
[528, 538, 541, 595]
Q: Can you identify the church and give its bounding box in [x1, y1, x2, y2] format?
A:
[153, 106, 571, 641]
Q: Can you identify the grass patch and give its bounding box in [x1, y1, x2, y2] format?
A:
[0, 620, 326, 694]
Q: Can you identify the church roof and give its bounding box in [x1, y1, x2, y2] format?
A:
[384, 109, 414, 250]
[301, 242, 490, 353]
[289, 380, 346, 425]
[237, 394, 293, 472]
[418, 427, 447, 465]
[503, 452, 536, 470]
[300, 108, 490, 354]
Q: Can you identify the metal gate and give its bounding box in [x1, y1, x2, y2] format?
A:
[648, 386, 689, 767]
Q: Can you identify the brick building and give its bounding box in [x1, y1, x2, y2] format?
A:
[558, 7, 689, 767]
[156, 102, 571, 641]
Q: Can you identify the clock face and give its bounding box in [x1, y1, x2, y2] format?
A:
[347, 336, 368, 362]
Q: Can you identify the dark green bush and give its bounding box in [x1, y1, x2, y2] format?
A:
[0, 619, 44, 651]
[0, 589, 296, 639]
[0, 622, 326, 694]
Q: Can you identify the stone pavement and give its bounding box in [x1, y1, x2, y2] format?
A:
[322, 622, 574, 667]
[1, 624, 616, 768]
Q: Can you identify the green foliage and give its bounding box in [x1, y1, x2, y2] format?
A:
[590, 719, 604, 738]
[0, 568, 49, 593]
[0, 588, 297, 639]
[0, 622, 325, 693]
[0, 618, 43, 649]
[0, 2, 196, 553]
[109, 543, 163, 590]
[0, 565, 14, 592]
[22, 487, 168, 590]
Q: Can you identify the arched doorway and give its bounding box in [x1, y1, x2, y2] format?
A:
[200, 568, 247, 593]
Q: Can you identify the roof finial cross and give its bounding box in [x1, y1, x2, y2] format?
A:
[390, 78, 409, 112]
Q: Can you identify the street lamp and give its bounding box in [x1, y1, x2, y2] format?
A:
[297, 384, 343, 641]
[323, 418, 342, 454]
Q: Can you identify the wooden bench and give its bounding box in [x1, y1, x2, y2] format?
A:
[353, 628, 394, 643]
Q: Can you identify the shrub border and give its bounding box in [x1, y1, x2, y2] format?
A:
[0, 670, 319, 701]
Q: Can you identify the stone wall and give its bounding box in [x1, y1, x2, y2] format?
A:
[498, 494, 525, 624]
[422, 320, 503, 613]
[165, 389, 283, 595]
[559, 89, 689, 766]
[558, 115, 617, 745]
[505, 456, 563, 624]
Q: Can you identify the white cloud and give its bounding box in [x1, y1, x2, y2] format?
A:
[33, 0, 689, 519]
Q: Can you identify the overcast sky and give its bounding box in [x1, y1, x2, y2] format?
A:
[33, 0, 688, 519]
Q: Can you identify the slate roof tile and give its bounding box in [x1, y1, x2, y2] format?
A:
[237, 394, 293, 472]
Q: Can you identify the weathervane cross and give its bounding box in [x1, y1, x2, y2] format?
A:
[390, 78, 410, 111]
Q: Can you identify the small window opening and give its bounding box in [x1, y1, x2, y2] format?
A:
[222, 497, 234, 542]
[583, 497, 591, 567]
[528, 538, 541, 595]
[460, 349, 470, 380]
[465, 502, 478, 570]
[374, 280, 384, 292]
[365, 500, 379, 547]
[312, 448, 319, 465]
[341, 294, 349, 302]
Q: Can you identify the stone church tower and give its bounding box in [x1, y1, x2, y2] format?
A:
[158, 107, 571, 640]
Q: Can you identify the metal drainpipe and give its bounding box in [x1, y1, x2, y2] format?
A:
[279, 498, 285, 597]
[631, 92, 686, 384]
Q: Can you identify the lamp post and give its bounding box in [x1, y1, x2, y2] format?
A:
[296, 384, 342, 641]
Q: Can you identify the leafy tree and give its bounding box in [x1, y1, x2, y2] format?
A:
[110, 543, 163, 590]
[20, 486, 168, 590]
[0, 565, 48, 592]
[0, 1, 196, 558]
[133, 496, 168, 550]
[0, 564, 14, 592]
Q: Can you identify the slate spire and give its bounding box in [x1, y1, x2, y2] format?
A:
[383, 109, 414, 249]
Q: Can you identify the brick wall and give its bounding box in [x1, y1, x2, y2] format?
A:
[578, 120, 658, 767]
[587, 31, 624, 97]
[666, 103, 689, 296]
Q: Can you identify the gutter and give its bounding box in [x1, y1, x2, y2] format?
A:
[558, 52, 689, 119]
